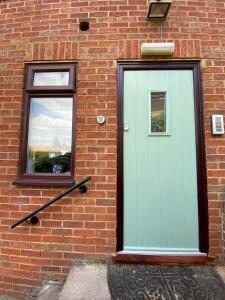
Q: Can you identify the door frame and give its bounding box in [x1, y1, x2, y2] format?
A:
[116, 61, 210, 263]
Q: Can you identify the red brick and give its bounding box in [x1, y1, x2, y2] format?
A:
[0, 0, 224, 297]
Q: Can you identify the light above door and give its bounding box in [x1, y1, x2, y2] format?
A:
[147, 0, 172, 20]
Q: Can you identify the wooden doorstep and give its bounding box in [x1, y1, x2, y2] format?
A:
[112, 253, 215, 265]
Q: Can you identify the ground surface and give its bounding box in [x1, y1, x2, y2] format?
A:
[0, 265, 224, 299]
[108, 264, 225, 300]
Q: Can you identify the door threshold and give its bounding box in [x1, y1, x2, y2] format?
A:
[112, 251, 214, 265]
[117, 250, 207, 256]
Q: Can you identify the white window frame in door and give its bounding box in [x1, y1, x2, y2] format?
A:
[148, 90, 171, 136]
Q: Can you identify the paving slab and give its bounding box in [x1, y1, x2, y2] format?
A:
[59, 262, 111, 300]
[215, 266, 225, 283]
[0, 297, 17, 300]
[37, 281, 63, 300]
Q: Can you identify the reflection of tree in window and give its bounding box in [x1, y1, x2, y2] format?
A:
[151, 92, 166, 133]
[32, 152, 71, 173]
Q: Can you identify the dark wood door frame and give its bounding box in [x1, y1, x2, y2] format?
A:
[116, 61, 211, 264]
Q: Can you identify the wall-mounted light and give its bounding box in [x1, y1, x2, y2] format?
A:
[147, 0, 172, 20]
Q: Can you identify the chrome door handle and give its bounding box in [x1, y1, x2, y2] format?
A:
[124, 123, 129, 131]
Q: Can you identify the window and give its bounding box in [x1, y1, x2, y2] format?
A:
[148, 91, 170, 135]
[13, 63, 76, 186]
[33, 72, 69, 86]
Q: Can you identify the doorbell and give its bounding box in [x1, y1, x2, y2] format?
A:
[211, 115, 224, 135]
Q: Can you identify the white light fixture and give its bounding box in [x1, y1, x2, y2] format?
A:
[141, 42, 174, 56]
[147, 0, 172, 20]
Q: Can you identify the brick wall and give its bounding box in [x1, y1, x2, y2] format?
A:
[0, 0, 224, 298]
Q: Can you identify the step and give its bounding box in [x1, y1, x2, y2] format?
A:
[59, 262, 111, 300]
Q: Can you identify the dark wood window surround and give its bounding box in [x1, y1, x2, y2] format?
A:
[13, 63, 76, 187]
[115, 61, 213, 265]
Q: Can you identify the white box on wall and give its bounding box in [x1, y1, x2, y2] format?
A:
[211, 115, 224, 135]
[141, 42, 175, 56]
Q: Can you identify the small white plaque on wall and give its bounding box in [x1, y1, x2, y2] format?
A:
[211, 115, 224, 135]
[141, 42, 175, 56]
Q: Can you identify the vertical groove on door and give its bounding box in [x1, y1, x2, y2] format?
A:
[157, 71, 172, 249]
[146, 71, 160, 248]
[124, 71, 137, 248]
[136, 72, 148, 247]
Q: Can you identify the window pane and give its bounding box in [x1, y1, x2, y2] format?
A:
[26, 98, 73, 174]
[33, 72, 69, 86]
[151, 92, 166, 133]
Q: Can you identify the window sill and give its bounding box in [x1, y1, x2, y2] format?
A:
[12, 176, 75, 187]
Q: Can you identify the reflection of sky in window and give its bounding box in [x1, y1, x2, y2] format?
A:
[33, 72, 69, 86]
[28, 98, 73, 149]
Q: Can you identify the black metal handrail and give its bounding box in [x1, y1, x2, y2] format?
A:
[11, 176, 91, 229]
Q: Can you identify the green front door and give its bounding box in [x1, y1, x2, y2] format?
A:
[123, 70, 200, 253]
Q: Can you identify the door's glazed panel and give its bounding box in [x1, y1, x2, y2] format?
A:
[149, 91, 169, 135]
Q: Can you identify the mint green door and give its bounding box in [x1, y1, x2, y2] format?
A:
[124, 70, 200, 253]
